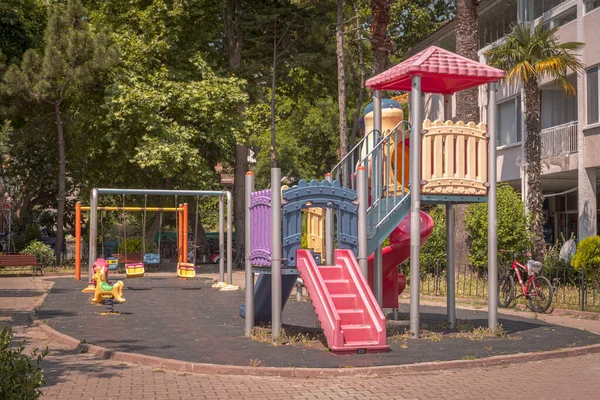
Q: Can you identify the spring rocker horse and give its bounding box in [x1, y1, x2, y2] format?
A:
[83, 258, 126, 305]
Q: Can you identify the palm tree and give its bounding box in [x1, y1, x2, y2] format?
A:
[486, 24, 583, 260]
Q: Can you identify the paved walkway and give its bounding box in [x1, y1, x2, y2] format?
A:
[3, 274, 600, 399]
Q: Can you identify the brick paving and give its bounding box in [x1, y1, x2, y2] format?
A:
[12, 325, 600, 399]
[4, 273, 600, 399]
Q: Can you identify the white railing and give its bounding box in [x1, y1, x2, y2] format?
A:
[541, 121, 578, 158]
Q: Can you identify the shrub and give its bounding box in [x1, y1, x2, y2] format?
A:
[119, 237, 153, 254]
[420, 205, 446, 267]
[13, 224, 43, 252]
[0, 327, 48, 400]
[544, 234, 578, 284]
[571, 236, 600, 281]
[465, 183, 532, 271]
[21, 241, 55, 267]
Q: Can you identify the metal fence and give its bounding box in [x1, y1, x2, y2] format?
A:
[407, 261, 600, 313]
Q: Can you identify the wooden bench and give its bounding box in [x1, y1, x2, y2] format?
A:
[0, 254, 43, 276]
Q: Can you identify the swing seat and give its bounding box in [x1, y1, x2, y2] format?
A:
[106, 257, 119, 271]
[176, 262, 196, 278]
[126, 262, 145, 278]
[144, 253, 160, 265]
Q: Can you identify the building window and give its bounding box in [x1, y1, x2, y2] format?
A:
[497, 95, 522, 146]
[587, 66, 599, 125]
[478, 0, 518, 49]
[585, 0, 600, 13]
[533, 0, 568, 20]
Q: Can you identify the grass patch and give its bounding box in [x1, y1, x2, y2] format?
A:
[250, 325, 326, 348]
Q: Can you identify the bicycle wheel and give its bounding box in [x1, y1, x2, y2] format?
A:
[528, 276, 553, 313]
[498, 273, 514, 308]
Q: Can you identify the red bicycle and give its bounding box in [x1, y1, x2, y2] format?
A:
[498, 250, 553, 313]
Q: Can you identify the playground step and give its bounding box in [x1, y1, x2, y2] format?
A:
[330, 294, 357, 309]
[323, 279, 350, 294]
[296, 249, 388, 354]
[317, 265, 344, 280]
[337, 309, 365, 325]
[341, 324, 372, 343]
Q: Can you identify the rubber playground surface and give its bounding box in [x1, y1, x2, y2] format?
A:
[38, 274, 600, 368]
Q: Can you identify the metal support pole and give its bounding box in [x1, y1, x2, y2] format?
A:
[88, 189, 98, 282]
[357, 166, 368, 277]
[443, 93, 455, 329]
[443, 94, 452, 121]
[219, 195, 225, 283]
[488, 82, 498, 332]
[183, 203, 189, 263]
[75, 202, 81, 281]
[325, 173, 334, 264]
[245, 172, 255, 336]
[409, 75, 422, 338]
[271, 168, 282, 341]
[178, 205, 183, 263]
[446, 204, 456, 328]
[373, 89, 383, 305]
[226, 190, 233, 285]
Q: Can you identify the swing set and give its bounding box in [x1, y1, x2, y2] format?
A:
[75, 188, 233, 285]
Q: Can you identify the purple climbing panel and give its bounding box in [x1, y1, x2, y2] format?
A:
[250, 189, 272, 266]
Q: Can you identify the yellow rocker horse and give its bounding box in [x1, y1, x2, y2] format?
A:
[91, 267, 126, 304]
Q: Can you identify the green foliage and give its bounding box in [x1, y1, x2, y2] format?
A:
[465, 184, 532, 270]
[390, 0, 455, 58]
[119, 237, 153, 254]
[21, 240, 55, 267]
[421, 205, 446, 266]
[572, 236, 600, 280]
[487, 24, 584, 94]
[13, 224, 42, 252]
[0, 327, 48, 400]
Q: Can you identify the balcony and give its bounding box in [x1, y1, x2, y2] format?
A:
[541, 121, 578, 158]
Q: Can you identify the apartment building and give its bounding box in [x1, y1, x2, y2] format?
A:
[412, 0, 600, 243]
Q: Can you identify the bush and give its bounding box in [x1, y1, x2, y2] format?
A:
[119, 237, 153, 254]
[544, 234, 578, 284]
[465, 183, 532, 271]
[13, 224, 43, 252]
[420, 205, 446, 267]
[21, 241, 55, 267]
[572, 236, 600, 281]
[0, 327, 48, 400]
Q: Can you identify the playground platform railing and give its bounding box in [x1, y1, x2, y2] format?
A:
[331, 121, 411, 245]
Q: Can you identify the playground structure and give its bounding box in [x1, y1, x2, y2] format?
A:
[242, 46, 504, 354]
[75, 188, 234, 288]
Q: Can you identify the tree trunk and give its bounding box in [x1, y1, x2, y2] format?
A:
[233, 143, 248, 267]
[350, 1, 366, 149]
[224, 0, 247, 268]
[455, 0, 479, 123]
[54, 101, 66, 265]
[336, 0, 348, 163]
[454, 0, 479, 271]
[370, 0, 394, 76]
[523, 78, 545, 260]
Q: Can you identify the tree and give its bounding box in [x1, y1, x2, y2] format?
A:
[487, 24, 583, 260]
[2, 0, 119, 261]
[370, 0, 396, 76]
[455, 0, 478, 122]
[465, 183, 532, 271]
[336, 0, 348, 161]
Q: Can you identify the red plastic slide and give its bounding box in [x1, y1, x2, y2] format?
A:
[367, 211, 434, 309]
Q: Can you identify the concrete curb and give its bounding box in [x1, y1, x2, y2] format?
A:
[37, 321, 600, 378]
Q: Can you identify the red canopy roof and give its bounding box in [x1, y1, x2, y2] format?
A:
[366, 46, 505, 94]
